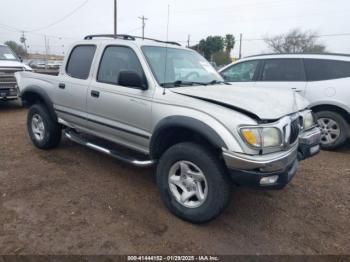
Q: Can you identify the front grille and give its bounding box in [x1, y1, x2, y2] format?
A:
[0, 67, 23, 88]
[289, 119, 300, 144]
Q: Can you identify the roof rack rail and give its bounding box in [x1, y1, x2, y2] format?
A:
[245, 52, 350, 58]
[84, 34, 181, 46]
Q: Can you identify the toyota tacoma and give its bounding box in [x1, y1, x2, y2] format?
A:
[15, 34, 321, 223]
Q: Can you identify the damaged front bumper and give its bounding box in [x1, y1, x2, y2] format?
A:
[298, 126, 321, 160]
[222, 126, 321, 189]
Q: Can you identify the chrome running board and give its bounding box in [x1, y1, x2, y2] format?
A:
[64, 129, 155, 167]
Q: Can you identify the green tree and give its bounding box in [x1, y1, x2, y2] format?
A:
[212, 50, 231, 66]
[198, 36, 224, 60]
[224, 34, 235, 54]
[264, 28, 326, 53]
[4, 40, 27, 58]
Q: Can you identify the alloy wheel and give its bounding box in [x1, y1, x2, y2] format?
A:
[318, 117, 341, 145]
[31, 114, 45, 141]
[168, 160, 208, 208]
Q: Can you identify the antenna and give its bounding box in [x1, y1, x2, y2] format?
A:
[162, 4, 170, 95]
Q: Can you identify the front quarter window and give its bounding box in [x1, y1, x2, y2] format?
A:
[221, 60, 259, 82]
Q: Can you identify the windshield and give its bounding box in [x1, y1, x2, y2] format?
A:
[142, 46, 223, 87]
[0, 46, 19, 61]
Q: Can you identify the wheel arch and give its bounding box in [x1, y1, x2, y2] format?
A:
[310, 103, 350, 124]
[21, 86, 57, 121]
[150, 116, 228, 160]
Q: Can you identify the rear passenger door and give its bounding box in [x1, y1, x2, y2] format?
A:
[86, 45, 153, 153]
[255, 58, 307, 95]
[304, 59, 350, 105]
[54, 44, 96, 129]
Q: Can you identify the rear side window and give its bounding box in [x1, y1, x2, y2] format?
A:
[66, 45, 96, 79]
[261, 59, 305, 81]
[97, 46, 144, 86]
[221, 60, 259, 82]
[304, 59, 350, 81]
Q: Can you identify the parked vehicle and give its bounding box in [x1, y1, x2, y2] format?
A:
[28, 60, 46, 69]
[15, 35, 321, 223]
[48, 60, 63, 70]
[0, 44, 32, 101]
[219, 53, 350, 150]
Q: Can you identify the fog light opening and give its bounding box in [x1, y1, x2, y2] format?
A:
[260, 175, 279, 185]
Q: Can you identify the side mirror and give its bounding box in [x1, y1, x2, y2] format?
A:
[18, 56, 23, 62]
[118, 70, 148, 90]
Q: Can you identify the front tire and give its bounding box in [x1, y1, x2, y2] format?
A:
[27, 103, 61, 149]
[315, 111, 348, 150]
[156, 142, 231, 223]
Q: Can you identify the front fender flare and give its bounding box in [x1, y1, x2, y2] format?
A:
[150, 116, 227, 159]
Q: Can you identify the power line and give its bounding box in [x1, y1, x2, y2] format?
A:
[28, 0, 89, 32]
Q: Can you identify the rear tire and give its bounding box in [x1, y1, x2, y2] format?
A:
[27, 103, 61, 149]
[315, 110, 348, 150]
[156, 142, 231, 223]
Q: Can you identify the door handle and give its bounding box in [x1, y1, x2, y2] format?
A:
[91, 90, 100, 98]
[58, 83, 65, 89]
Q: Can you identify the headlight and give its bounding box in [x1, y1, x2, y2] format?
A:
[304, 112, 314, 129]
[240, 127, 282, 148]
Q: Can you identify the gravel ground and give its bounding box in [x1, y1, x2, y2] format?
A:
[0, 101, 349, 255]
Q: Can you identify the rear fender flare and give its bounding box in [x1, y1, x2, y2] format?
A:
[21, 86, 57, 121]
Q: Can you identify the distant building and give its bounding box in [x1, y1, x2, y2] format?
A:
[26, 53, 64, 61]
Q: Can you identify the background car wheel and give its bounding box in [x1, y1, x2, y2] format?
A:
[27, 103, 61, 149]
[315, 111, 348, 150]
[156, 142, 231, 223]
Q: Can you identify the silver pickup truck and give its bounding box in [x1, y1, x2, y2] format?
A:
[15, 34, 321, 223]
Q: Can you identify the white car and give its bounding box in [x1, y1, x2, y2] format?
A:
[219, 53, 350, 150]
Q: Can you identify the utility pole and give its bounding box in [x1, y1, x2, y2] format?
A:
[20, 31, 27, 53]
[138, 15, 148, 39]
[44, 35, 48, 69]
[239, 33, 242, 59]
[187, 35, 190, 47]
[114, 0, 117, 34]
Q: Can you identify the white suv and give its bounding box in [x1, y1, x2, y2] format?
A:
[219, 53, 350, 149]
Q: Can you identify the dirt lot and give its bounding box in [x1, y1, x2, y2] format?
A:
[0, 101, 349, 255]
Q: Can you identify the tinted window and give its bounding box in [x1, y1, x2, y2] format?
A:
[261, 59, 305, 81]
[305, 59, 350, 81]
[221, 60, 259, 82]
[66, 45, 96, 79]
[98, 46, 144, 86]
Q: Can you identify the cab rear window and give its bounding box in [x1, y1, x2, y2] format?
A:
[66, 45, 96, 79]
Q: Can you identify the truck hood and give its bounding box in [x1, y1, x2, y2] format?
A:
[0, 60, 32, 70]
[171, 85, 309, 120]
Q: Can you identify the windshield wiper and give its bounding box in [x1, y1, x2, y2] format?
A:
[160, 80, 208, 88]
[207, 80, 230, 85]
